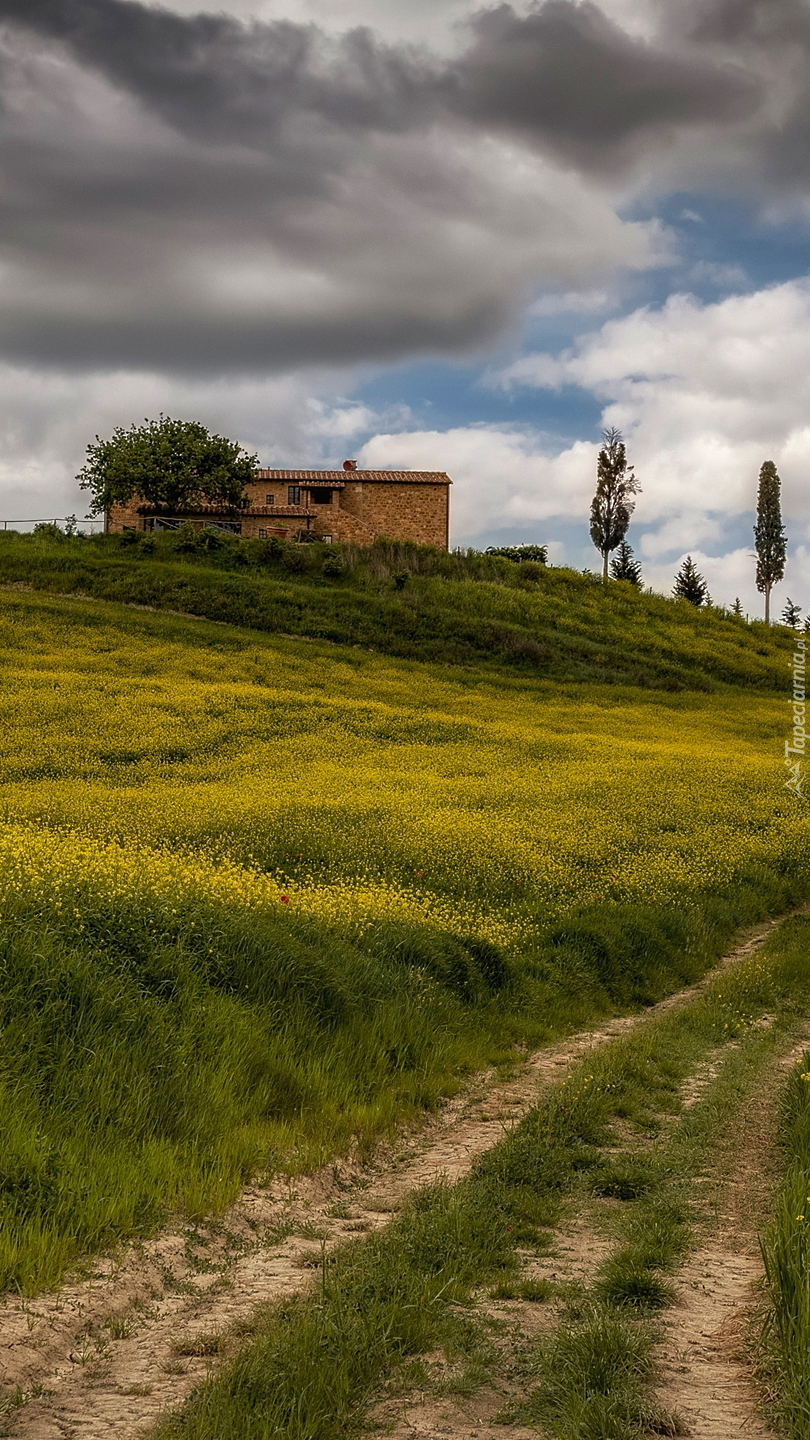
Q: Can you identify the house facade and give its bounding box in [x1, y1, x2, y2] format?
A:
[106, 462, 451, 549]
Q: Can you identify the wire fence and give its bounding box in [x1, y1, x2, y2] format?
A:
[0, 515, 104, 534]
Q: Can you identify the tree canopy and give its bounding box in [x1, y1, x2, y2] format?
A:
[485, 544, 548, 564]
[754, 460, 787, 624]
[79, 416, 258, 516]
[590, 427, 640, 581]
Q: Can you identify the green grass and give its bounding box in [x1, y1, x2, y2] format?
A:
[0, 527, 796, 690]
[523, 1305, 659, 1440]
[489, 1277, 554, 1301]
[0, 529, 802, 1429]
[519, 925, 810, 1440]
[0, 577, 807, 1296]
[0, 882, 758, 1295]
[150, 912, 810, 1440]
[760, 920, 810, 1437]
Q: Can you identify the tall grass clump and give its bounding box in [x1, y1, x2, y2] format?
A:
[524, 1306, 657, 1440]
[0, 902, 522, 1294]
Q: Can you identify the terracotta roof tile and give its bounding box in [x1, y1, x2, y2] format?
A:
[254, 469, 451, 484]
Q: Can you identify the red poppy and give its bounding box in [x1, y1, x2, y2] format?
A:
[281, 895, 290, 904]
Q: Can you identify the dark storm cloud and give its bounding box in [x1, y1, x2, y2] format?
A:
[0, 0, 780, 374]
[677, 0, 810, 187]
[447, 2, 757, 172]
[2, 0, 758, 161]
[683, 0, 810, 46]
[0, 0, 436, 141]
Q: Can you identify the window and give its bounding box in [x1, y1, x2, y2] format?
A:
[312, 488, 333, 505]
[288, 485, 301, 505]
[322, 534, 333, 544]
[258, 528, 267, 539]
[265, 493, 274, 506]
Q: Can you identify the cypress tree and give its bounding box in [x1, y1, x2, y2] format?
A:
[609, 540, 643, 587]
[673, 556, 710, 607]
[590, 428, 640, 581]
[754, 460, 786, 624]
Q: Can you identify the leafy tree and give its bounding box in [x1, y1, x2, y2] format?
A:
[485, 544, 548, 564]
[590, 427, 640, 581]
[609, 539, 642, 587]
[673, 556, 710, 607]
[782, 597, 802, 627]
[754, 460, 787, 624]
[78, 416, 258, 516]
[731, 597, 743, 616]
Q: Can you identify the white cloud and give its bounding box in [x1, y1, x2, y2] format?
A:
[637, 512, 727, 560]
[643, 547, 810, 621]
[0, 363, 391, 524]
[357, 277, 810, 610]
[360, 426, 599, 542]
[686, 260, 748, 289]
[493, 277, 810, 547]
[527, 289, 613, 318]
[644, 548, 748, 608]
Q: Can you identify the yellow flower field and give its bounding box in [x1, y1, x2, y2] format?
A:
[0, 586, 807, 1293]
[0, 588, 807, 948]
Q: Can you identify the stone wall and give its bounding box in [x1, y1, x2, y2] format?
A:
[106, 498, 144, 532]
[108, 475, 450, 548]
[348, 482, 448, 548]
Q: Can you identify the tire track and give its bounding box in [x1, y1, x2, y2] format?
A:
[0, 914, 790, 1439]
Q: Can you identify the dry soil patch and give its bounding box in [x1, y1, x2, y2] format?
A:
[652, 1032, 808, 1439]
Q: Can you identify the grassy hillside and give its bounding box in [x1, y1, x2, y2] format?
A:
[0, 582, 807, 1295]
[0, 527, 795, 690]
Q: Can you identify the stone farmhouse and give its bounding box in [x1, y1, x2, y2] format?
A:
[106, 461, 451, 549]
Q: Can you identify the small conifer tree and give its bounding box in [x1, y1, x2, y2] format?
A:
[782, 598, 802, 627]
[731, 597, 743, 616]
[754, 460, 787, 623]
[673, 556, 710, 607]
[590, 427, 640, 581]
[609, 539, 642, 587]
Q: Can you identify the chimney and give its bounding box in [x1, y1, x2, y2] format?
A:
[343, 459, 357, 471]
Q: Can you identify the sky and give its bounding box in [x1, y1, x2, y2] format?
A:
[3, 0, 810, 613]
